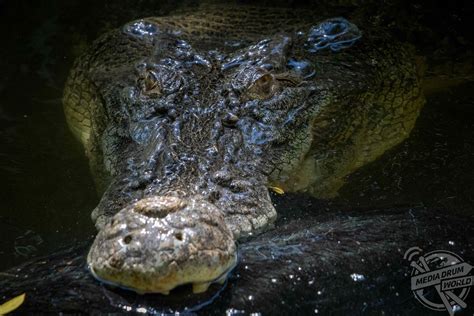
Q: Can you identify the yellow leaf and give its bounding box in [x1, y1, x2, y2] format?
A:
[0, 293, 26, 315]
[269, 186, 285, 195]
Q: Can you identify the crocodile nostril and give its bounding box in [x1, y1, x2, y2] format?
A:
[174, 232, 183, 241]
[123, 235, 133, 244]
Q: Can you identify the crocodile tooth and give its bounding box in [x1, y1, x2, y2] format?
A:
[215, 273, 227, 285]
[192, 282, 211, 293]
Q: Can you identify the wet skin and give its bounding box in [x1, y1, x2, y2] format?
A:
[63, 6, 424, 293]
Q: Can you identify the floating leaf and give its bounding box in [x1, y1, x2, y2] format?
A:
[0, 293, 26, 315]
[269, 186, 285, 195]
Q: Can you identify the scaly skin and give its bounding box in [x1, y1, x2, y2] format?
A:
[63, 5, 424, 294]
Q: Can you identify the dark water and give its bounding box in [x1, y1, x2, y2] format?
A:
[0, 0, 473, 314]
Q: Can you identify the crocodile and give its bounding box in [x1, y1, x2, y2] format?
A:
[63, 5, 424, 294]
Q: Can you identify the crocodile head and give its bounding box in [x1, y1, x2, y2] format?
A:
[83, 24, 334, 294]
[72, 16, 419, 294]
[85, 26, 326, 293]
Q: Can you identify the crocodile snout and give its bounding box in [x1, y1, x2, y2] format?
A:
[87, 196, 237, 294]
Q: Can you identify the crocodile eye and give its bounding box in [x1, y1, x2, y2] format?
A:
[247, 73, 277, 100]
[141, 71, 162, 97]
[144, 72, 157, 90]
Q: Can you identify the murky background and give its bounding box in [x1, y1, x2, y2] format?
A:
[0, 0, 473, 314]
